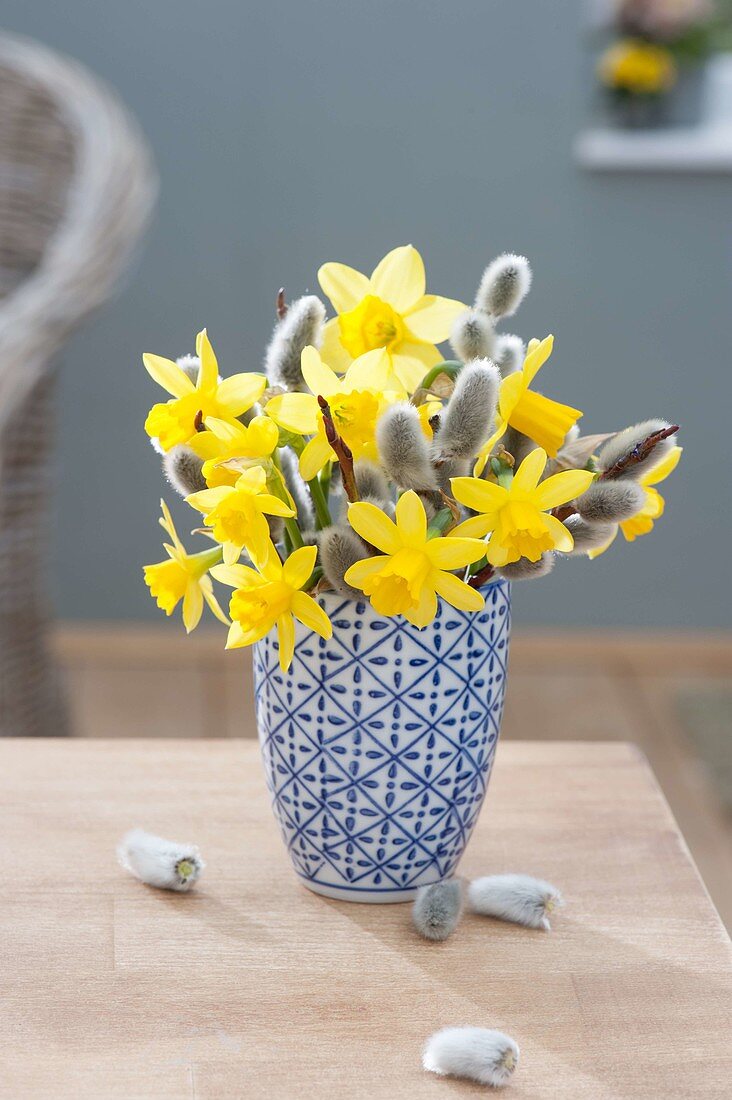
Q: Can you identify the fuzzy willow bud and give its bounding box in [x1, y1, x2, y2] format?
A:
[265, 295, 326, 390]
[597, 419, 675, 481]
[576, 480, 646, 524]
[163, 446, 207, 496]
[117, 829, 204, 892]
[434, 361, 500, 461]
[467, 873, 563, 930]
[376, 402, 438, 491]
[562, 515, 617, 555]
[413, 880, 464, 941]
[475, 253, 532, 319]
[450, 310, 495, 363]
[319, 526, 366, 598]
[498, 554, 555, 580]
[423, 1027, 519, 1088]
[493, 333, 524, 377]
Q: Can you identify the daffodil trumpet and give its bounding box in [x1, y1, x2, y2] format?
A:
[141, 246, 680, 669]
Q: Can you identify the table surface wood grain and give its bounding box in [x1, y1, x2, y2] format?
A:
[2, 739, 731, 1099]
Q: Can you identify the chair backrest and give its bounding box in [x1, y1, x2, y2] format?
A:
[0, 33, 157, 436]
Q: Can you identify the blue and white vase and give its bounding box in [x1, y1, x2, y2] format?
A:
[253, 579, 511, 903]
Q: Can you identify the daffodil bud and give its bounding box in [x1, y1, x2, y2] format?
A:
[423, 1027, 520, 1087]
[597, 419, 675, 480]
[163, 445, 207, 496]
[562, 515, 617, 554]
[493, 333, 525, 377]
[475, 253, 532, 319]
[319, 526, 367, 598]
[354, 461, 390, 505]
[434, 361, 500, 461]
[413, 880, 464, 941]
[576, 480, 646, 523]
[117, 828, 204, 892]
[467, 873, 563, 930]
[376, 402, 439, 492]
[498, 554, 555, 580]
[176, 354, 201, 385]
[265, 295, 326, 390]
[450, 310, 496, 363]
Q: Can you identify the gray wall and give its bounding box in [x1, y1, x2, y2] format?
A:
[3, 1, 730, 628]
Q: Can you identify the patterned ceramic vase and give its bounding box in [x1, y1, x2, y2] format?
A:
[253, 579, 511, 903]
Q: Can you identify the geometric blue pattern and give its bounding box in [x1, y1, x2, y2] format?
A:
[253, 579, 511, 902]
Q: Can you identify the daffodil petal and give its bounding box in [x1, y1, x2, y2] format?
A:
[318, 262, 371, 313]
[277, 613, 295, 671]
[451, 514, 495, 538]
[186, 486, 232, 513]
[301, 346, 338, 398]
[196, 329, 219, 392]
[542, 513, 575, 553]
[404, 295, 468, 342]
[282, 545, 318, 590]
[428, 537, 487, 569]
[395, 491, 427, 545]
[266, 392, 319, 434]
[200, 417, 244, 445]
[370, 245, 425, 312]
[451, 476, 507, 514]
[432, 570, 486, 611]
[512, 447, 548, 492]
[216, 373, 266, 416]
[200, 576, 230, 624]
[534, 469, 595, 510]
[343, 348, 391, 393]
[522, 334, 554, 386]
[643, 445, 682, 487]
[485, 539, 513, 567]
[402, 585, 437, 628]
[143, 354, 195, 398]
[343, 556, 388, 589]
[291, 590, 333, 639]
[211, 563, 263, 588]
[299, 433, 334, 481]
[182, 582, 204, 633]
[347, 502, 402, 554]
[320, 317, 353, 374]
[391, 342, 442, 393]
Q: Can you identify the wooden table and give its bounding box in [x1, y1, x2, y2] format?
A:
[2, 740, 731, 1098]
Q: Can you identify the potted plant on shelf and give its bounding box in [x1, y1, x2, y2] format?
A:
[141, 245, 681, 902]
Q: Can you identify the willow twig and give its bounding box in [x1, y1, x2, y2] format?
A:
[318, 395, 359, 503]
[468, 562, 496, 589]
[599, 424, 679, 481]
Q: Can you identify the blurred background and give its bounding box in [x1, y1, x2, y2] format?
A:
[0, 1, 730, 920]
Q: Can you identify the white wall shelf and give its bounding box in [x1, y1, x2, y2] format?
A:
[575, 126, 732, 172]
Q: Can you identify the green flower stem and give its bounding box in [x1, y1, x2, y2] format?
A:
[308, 475, 333, 530]
[416, 361, 463, 393]
[191, 545, 223, 576]
[303, 565, 323, 592]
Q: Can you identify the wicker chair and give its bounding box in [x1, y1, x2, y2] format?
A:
[0, 35, 156, 736]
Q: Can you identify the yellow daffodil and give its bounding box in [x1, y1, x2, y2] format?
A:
[144, 329, 266, 452]
[474, 335, 583, 473]
[344, 491, 487, 627]
[589, 446, 682, 559]
[266, 345, 398, 480]
[452, 448, 594, 567]
[188, 415, 280, 488]
[212, 543, 332, 670]
[186, 465, 294, 566]
[599, 40, 676, 96]
[318, 244, 466, 392]
[143, 500, 228, 632]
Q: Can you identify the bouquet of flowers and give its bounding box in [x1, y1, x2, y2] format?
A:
[142, 245, 681, 671]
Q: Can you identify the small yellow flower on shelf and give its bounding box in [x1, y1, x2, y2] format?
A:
[212, 543, 332, 671]
[474, 335, 582, 473]
[143, 329, 266, 451]
[143, 500, 228, 632]
[599, 39, 676, 96]
[589, 446, 682, 558]
[318, 245, 466, 392]
[344, 491, 487, 627]
[186, 465, 295, 567]
[188, 415, 280, 488]
[452, 448, 594, 567]
[266, 346, 401, 480]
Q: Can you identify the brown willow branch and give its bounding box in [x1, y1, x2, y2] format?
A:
[318, 395, 359, 503]
[468, 562, 496, 589]
[599, 424, 679, 481]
